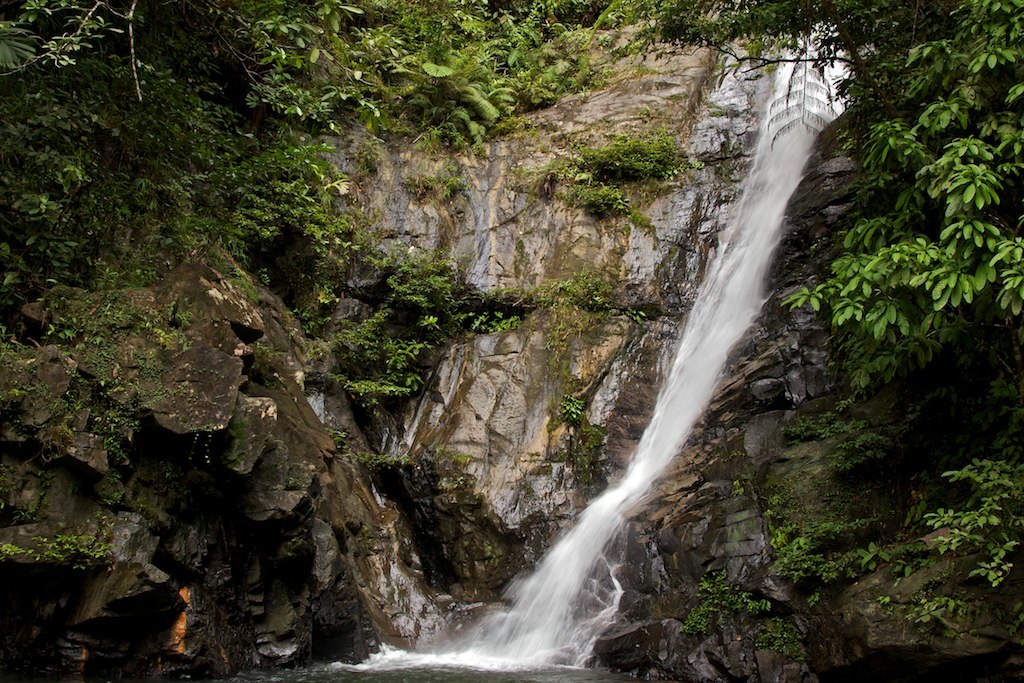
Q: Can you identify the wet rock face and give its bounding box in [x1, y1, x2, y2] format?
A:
[590, 124, 1024, 681]
[0, 266, 389, 676]
[395, 321, 626, 563]
[328, 47, 761, 313]
[337, 51, 774, 608]
[589, 129, 857, 681]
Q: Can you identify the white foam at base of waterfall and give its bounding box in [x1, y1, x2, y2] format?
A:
[354, 62, 833, 672]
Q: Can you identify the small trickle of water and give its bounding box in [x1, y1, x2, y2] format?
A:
[306, 390, 326, 423]
[359, 61, 840, 673]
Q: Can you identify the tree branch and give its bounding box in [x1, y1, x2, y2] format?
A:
[817, 0, 902, 119]
[180, 0, 260, 83]
[1011, 319, 1024, 406]
[710, 42, 852, 73]
[0, 0, 106, 76]
[127, 0, 141, 100]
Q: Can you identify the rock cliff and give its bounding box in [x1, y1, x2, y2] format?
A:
[323, 47, 773, 615]
[1, 38, 749, 675]
[3, 34, 1022, 682]
[0, 266, 399, 675]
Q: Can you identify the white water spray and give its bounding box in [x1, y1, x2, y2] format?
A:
[356, 62, 839, 673]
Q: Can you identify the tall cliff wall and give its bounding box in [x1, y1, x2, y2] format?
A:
[3, 35, 1022, 682]
[312, 44, 772, 637]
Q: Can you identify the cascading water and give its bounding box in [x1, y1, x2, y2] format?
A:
[356, 61, 839, 673]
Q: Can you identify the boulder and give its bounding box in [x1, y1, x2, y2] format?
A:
[223, 396, 279, 476]
[147, 346, 243, 434]
[59, 432, 109, 479]
[0, 266, 380, 676]
[159, 264, 265, 344]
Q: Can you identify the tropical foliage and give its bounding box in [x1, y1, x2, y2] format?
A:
[6, 0, 1024, 609]
[0, 0, 622, 324]
[660, 0, 1024, 596]
[654, 0, 958, 122]
[785, 0, 1024, 393]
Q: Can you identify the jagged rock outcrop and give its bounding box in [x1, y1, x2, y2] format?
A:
[586, 126, 854, 682]
[321, 49, 776, 611]
[588, 122, 1024, 681]
[0, 265, 440, 675]
[6, 29, 1018, 681]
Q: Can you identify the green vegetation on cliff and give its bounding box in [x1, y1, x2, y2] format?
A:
[0, 0, 664, 432]
[4, 0, 1023, 666]
[662, 0, 1024, 627]
[0, 0, 625, 323]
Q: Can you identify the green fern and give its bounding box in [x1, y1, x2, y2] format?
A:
[401, 45, 515, 147]
[0, 24, 36, 69]
[461, 84, 501, 122]
[422, 61, 455, 78]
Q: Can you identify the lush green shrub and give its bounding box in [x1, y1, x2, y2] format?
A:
[683, 571, 771, 635]
[36, 532, 112, 569]
[565, 183, 631, 216]
[400, 46, 516, 147]
[578, 128, 681, 182]
[560, 394, 587, 426]
[755, 618, 805, 661]
[0, 51, 241, 310]
[502, 28, 601, 110]
[0, 530, 112, 569]
[331, 250, 470, 406]
[468, 310, 523, 333]
[405, 164, 468, 202]
[782, 411, 866, 444]
[555, 129, 682, 218]
[924, 458, 1024, 588]
[830, 431, 896, 474]
[535, 269, 615, 311]
[224, 142, 357, 328]
[769, 518, 871, 586]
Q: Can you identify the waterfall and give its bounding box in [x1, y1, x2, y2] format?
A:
[355, 61, 839, 672]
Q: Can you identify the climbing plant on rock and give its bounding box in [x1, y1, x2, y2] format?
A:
[787, 0, 1024, 393]
[772, 0, 1024, 595]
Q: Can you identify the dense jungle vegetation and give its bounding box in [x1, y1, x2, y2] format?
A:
[0, 0, 616, 321]
[1, 0, 1023, 624]
[670, 0, 1024, 614]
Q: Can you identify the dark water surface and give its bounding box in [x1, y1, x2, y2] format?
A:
[235, 663, 635, 683]
[2, 662, 635, 683]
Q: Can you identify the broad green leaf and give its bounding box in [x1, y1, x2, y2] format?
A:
[0, 25, 35, 68]
[963, 183, 976, 204]
[422, 61, 454, 78]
